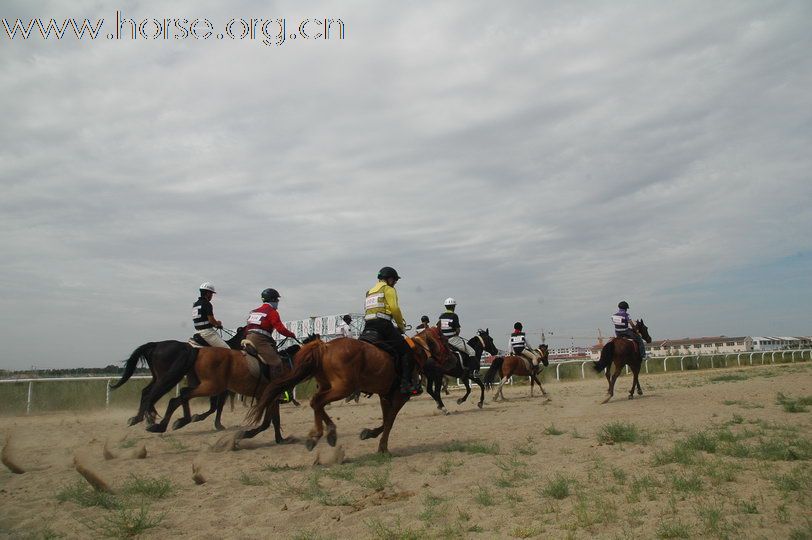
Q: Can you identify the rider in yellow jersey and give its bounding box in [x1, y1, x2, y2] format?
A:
[362, 266, 420, 395]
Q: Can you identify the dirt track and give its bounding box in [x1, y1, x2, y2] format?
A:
[1, 362, 810, 539]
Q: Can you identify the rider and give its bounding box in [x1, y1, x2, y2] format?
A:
[337, 314, 354, 338]
[415, 315, 431, 331]
[363, 266, 420, 395]
[192, 282, 229, 348]
[244, 288, 297, 367]
[509, 322, 541, 372]
[438, 298, 476, 372]
[613, 301, 646, 359]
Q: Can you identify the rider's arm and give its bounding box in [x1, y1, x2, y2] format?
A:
[384, 286, 405, 331]
[268, 309, 296, 338]
[207, 314, 223, 329]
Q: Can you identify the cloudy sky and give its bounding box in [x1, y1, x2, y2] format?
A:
[1, 1, 810, 369]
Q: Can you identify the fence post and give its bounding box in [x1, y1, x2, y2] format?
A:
[736, 353, 741, 367]
[663, 358, 668, 372]
[581, 362, 586, 379]
[106, 379, 111, 407]
[710, 356, 714, 369]
[680, 357, 684, 371]
[26, 381, 33, 414]
[556, 364, 561, 381]
[645, 358, 649, 374]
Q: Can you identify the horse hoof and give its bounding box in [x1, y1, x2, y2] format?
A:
[190, 414, 203, 422]
[456, 398, 465, 405]
[326, 430, 337, 447]
[477, 402, 483, 409]
[146, 424, 165, 433]
[359, 429, 371, 440]
[628, 394, 634, 400]
[215, 423, 225, 431]
[305, 438, 317, 451]
[127, 417, 140, 426]
[172, 418, 190, 431]
[441, 407, 450, 416]
[601, 396, 612, 404]
[277, 436, 297, 445]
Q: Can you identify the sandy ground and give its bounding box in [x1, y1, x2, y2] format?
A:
[1, 362, 810, 539]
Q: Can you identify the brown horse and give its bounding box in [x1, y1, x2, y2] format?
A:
[145, 339, 308, 442]
[593, 320, 652, 403]
[483, 345, 550, 402]
[248, 327, 451, 454]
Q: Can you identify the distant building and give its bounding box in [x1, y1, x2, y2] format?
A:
[751, 336, 812, 351]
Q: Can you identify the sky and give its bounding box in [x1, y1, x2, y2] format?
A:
[1, 1, 810, 369]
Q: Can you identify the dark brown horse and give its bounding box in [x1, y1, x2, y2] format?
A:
[248, 327, 451, 453]
[593, 319, 652, 403]
[144, 338, 310, 442]
[111, 328, 245, 429]
[483, 345, 550, 401]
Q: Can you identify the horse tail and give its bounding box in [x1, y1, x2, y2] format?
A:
[142, 346, 199, 407]
[109, 342, 156, 390]
[483, 356, 504, 388]
[246, 340, 324, 425]
[593, 342, 614, 373]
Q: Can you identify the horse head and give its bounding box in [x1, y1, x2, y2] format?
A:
[635, 319, 652, 343]
[476, 328, 499, 356]
[537, 343, 550, 366]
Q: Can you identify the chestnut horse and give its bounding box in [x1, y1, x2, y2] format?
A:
[111, 328, 245, 429]
[248, 327, 451, 453]
[144, 338, 312, 442]
[483, 345, 550, 402]
[592, 319, 652, 403]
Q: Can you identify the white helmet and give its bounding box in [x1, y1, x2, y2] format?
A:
[199, 282, 216, 293]
[444, 297, 456, 307]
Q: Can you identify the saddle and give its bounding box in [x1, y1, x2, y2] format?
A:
[359, 329, 398, 359]
[188, 333, 209, 348]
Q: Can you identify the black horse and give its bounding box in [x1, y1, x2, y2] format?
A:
[110, 328, 245, 430]
[423, 329, 499, 413]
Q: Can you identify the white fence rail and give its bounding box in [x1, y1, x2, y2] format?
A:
[4, 350, 811, 413]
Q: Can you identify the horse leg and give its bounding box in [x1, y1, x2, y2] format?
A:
[191, 396, 219, 423]
[360, 396, 388, 441]
[129, 380, 154, 426]
[378, 391, 408, 454]
[213, 392, 228, 430]
[602, 365, 620, 404]
[146, 387, 192, 433]
[456, 375, 472, 405]
[636, 370, 644, 396]
[307, 386, 345, 449]
[427, 374, 448, 414]
[472, 375, 485, 409]
[442, 377, 450, 395]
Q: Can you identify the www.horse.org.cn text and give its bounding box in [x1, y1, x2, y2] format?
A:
[1, 11, 346, 47]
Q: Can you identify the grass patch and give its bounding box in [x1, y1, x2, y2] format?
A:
[656, 520, 691, 538]
[161, 436, 187, 451]
[611, 467, 627, 485]
[773, 466, 811, 493]
[238, 472, 267, 486]
[442, 440, 499, 455]
[709, 373, 749, 383]
[437, 457, 463, 476]
[509, 523, 544, 538]
[653, 442, 698, 466]
[513, 436, 538, 455]
[118, 438, 137, 449]
[358, 467, 391, 492]
[628, 474, 662, 502]
[543, 424, 564, 436]
[417, 493, 447, 523]
[324, 464, 357, 481]
[572, 493, 617, 528]
[121, 475, 174, 499]
[683, 431, 718, 453]
[670, 472, 703, 494]
[365, 518, 423, 540]
[789, 519, 812, 540]
[353, 452, 393, 467]
[738, 500, 758, 514]
[597, 421, 646, 444]
[540, 474, 573, 500]
[261, 463, 305, 473]
[84, 504, 165, 538]
[56, 481, 120, 510]
[473, 486, 495, 506]
[777, 392, 811, 413]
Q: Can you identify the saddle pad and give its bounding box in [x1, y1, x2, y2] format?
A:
[243, 354, 271, 383]
[404, 337, 416, 350]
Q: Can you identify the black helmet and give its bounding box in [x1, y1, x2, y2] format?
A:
[377, 266, 401, 280]
[618, 301, 629, 310]
[421, 315, 430, 323]
[261, 288, 281, 302]
[342, 314, 352, 324]
[514, 322, 523, 330]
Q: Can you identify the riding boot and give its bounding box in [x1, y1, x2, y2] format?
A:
[400, 354, 421, 395]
